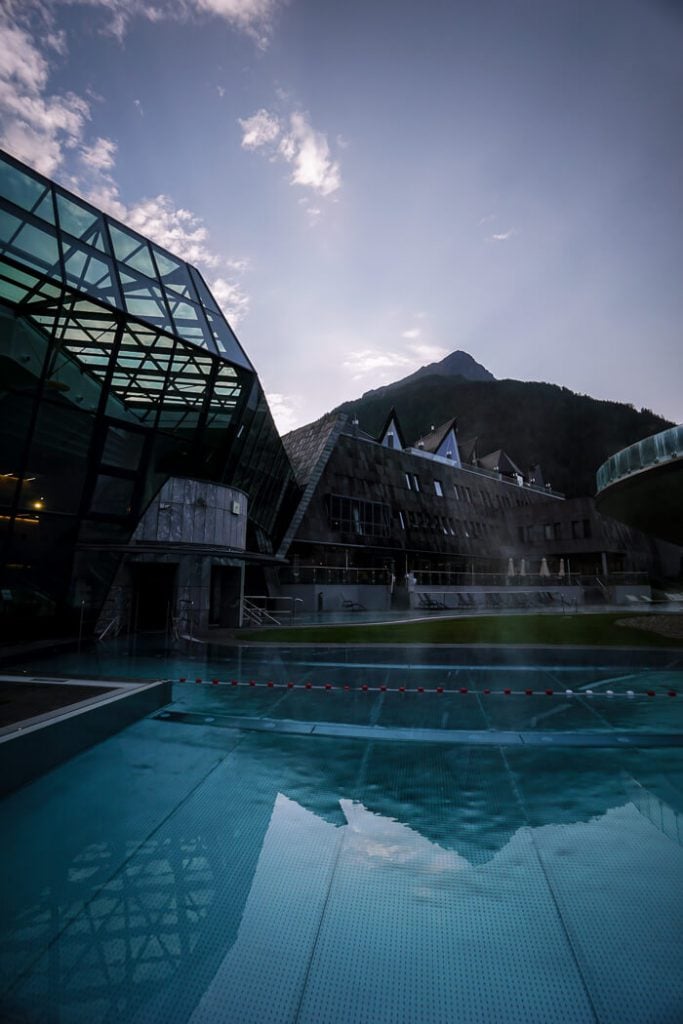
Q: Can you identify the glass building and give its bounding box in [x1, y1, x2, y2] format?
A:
[0, 150, 298, 636]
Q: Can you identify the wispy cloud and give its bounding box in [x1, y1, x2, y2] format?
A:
[411, 343, 448, 362]
[265, 392, 300, 434]
[0, 11, 250, 325]
[343, 349, 413, 378]
[40, 0, 284, 49]
[342, 336, 447, 382]
[81, 135, 117, 171]
[209, 275, 250, 324]
[239, 108, 281, 149]
[239, 106, 342, 199]
[0, 16, 90, 175]
[491, 229, 514, 241]
[402, 327, 421, 339]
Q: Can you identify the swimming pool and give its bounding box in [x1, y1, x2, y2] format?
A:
[1, 642, 682, 1023]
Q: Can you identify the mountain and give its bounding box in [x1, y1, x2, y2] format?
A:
[329, 354, 673, 498]
[359, 349, 494, 401]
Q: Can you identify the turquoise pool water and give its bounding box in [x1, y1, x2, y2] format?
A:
[1, 643, 682, 1023]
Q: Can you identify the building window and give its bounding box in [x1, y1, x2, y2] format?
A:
[434, 479, 443, 497]
[412, 474, 421, 492]
[544, 523, 555, 541]
[405, 473, 412, 490]
[398, 509, 406, 530]
[453, 484, 461, 500]
[325, 493, 391, 536]
[571, 518, 592, 539]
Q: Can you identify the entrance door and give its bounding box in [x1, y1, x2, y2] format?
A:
[210, 565, 242, 627]
[132, 563, 177, 631]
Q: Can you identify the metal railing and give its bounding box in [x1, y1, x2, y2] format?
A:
[278, 567, 393, 586]
[96, 614, 120, 642]
[411, 569, 648, 588]
[242, 599, 281, 627]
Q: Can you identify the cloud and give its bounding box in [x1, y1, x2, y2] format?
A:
[491, 230, 514, 241]
[285, 111, 341, 196]
[0, 12, 250, 328]
[402, 328, 421, 339]
[343, 348, 413, 379]
[342, 336, 447, 382]
[239, 108, 281, 149]
[411, 342, 448, 362]
[239, 106, 342, 198]
[81, 135, 117, 171]
[265, 392, 300, 434]
[209, 275, 250, 324]
[50, 0, 284, 48]
[0, 17, 90, 175]
[193, 0, 282, 47]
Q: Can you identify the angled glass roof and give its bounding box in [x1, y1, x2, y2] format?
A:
[0, 150, 253, 374]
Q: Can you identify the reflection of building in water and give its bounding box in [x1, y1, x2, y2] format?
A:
[2, 718, 683, 1023]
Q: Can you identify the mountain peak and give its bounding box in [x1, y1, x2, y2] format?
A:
[425, 350, 495, 382]
[359, 350, 494, 401]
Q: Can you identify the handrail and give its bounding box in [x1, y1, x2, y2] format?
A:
[243, 599, 281, 627]
[97, 615, 120, 641]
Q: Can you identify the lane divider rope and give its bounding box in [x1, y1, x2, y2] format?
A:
[176, 678, 678, 697]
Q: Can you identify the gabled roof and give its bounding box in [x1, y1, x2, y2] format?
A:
[412, 418, 457, 454]
[478, 449, 524, 477]
[282, 412, 343, 487]
[528, 463, 544, 487]
[457, 436, 478, 464]
[376, 407, 407, 449]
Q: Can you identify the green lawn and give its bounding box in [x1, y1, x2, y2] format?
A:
[237, 612, 682, 647]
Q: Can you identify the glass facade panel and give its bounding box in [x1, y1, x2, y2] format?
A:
[109, 224, 157, 278]
[155, 248, 195, 298]
[56, 193, 106, 250]
[102, 424, 145, 470]
[63, 245, 120, 306]
[90, 474, 135, 516]
[0, 151, 298, 635]
[0, 160, 54, 221]
[3, 220, 60, 276]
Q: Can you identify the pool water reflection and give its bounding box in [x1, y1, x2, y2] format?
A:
[1, 643, 682, 1023]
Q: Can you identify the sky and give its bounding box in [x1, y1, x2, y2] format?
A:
[0, 0, 681, 432]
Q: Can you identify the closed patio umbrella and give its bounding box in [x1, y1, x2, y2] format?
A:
[558, 558, 565, 579]
[507, 557, 515, 577]
[519, 558, 526, 576]
[539, 557, 550, 577]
